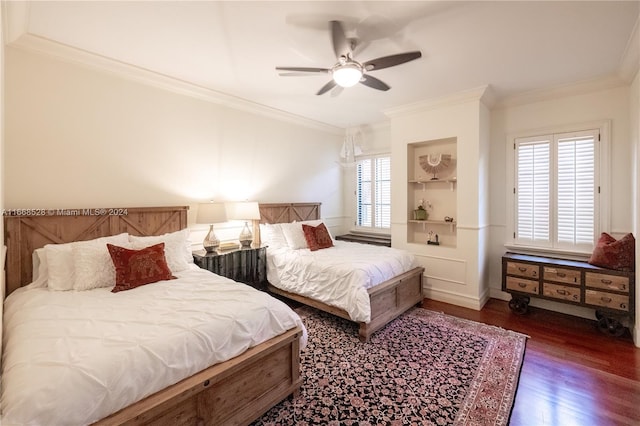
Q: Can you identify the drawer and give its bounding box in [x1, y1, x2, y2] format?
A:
[585, 290, 629, 312]
[506, 276, 539, 295]
[506, 261, 540, 279]
[585, 273, 630, 293]
[543, 283, 581, 303]
[543, 267, 581, 285]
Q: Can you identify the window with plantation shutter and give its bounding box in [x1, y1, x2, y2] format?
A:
[514, 129, 599, 252]
[356, 156, 391, 229]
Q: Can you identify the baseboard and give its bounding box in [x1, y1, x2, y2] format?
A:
[423, 287, 485, 311]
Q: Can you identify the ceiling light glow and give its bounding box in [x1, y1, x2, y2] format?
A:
[333, 64, 363, 87]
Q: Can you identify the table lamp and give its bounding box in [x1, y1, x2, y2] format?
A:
[228, 201, 261, 248]
[196, 202, 228, 253]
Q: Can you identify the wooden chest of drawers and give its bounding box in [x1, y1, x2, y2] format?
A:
[502, 252, 635, 336]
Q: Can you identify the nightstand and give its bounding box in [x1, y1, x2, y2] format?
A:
[193, 245, 267, 290]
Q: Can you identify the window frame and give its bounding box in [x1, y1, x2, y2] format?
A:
[505, 120, 610, 257]
[355, 154, 391, 232]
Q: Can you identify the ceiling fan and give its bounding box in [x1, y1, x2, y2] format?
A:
[276, 20, 422, 95]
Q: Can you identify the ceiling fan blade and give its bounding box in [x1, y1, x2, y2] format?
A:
[363, 51, 422, 71]
[316, 80, 337, 95]
[275, 66, 329, 73]
[330, 20, 351, 58]
[330, 86, 344, 98]
[279, 72, 325, 77]
[360, 74, 390, 91]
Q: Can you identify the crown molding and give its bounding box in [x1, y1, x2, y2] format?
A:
[7, 32, 343, 135]
[619, 14, 640, 82]
[383, 85, 492, 118]
[493, 73, 628, 110]
[2, 0, 29, 44]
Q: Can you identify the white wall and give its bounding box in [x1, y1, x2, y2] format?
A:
[631, 69, 640, 345]
[489, 85, 634, 318]
[388, 89, 492, 310]
[4, 47, 345, 242]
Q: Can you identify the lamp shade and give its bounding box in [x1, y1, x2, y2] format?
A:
[196, 202, 228, 224]
[227, 201, 261, 221]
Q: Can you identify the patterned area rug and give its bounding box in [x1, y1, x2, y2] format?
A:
[253, 307, 527, 426]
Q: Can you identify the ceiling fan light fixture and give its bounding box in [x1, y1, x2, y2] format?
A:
[332, 64, 363, 87]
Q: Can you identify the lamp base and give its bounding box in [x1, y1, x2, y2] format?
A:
[203, 224, 220, 253]
[238, 221, 253, 249]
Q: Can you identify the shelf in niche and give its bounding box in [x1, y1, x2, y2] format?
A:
[409, 179, 456, 191]
[408, 219, 456, 232]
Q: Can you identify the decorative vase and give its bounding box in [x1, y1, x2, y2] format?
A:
[413, 207, 428, 220]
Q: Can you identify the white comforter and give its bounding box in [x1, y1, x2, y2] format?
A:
[1, 265, 306, 426]
[267, 241, 417, 323]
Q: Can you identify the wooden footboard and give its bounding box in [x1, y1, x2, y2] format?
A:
[268, 266, 425, 342]
[94, 327, 302, 426]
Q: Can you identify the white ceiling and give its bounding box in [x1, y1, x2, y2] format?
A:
[5, 1, 640, 129]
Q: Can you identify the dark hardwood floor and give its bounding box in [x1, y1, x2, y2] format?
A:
[422, 298, 640, 426]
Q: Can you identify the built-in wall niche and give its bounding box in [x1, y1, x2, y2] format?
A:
[407, 137, 457, 247]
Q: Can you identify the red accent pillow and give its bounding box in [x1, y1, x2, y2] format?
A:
[588, 233, 635, 271]
[107, 243, 176, 292]
[302, 223, 334, 251]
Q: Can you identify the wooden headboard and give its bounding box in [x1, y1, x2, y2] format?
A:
[3, 206, 188, 296]
[258, 203, 321, 224]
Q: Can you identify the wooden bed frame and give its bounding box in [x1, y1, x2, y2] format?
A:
[3, 206, 302, 426]
[258, 202, 425, 342]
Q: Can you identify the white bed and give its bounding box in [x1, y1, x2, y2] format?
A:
[258, 203, 424, 341]
[266, 240, 417, 323]
[2, 206, 306, 426]
[1, 266, 306, 426]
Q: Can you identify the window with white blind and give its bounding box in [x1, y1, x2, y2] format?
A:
[356, 156, 391, 229]
[513, 129, 600, 252]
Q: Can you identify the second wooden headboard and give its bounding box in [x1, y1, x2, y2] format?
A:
[258, 203, 321, 224]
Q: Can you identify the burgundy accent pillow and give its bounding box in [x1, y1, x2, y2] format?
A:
[107, 243, 176, 292]
[588, 233, 635, 271]
[302, 223, 334, 251]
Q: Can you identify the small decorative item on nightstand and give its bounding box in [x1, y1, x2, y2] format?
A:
[193, 245, 267, 290]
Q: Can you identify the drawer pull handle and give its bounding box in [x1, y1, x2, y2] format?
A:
[556, 289, 567, 295]
[557, 272, 566, 278]
[600, 279, 612, 284]
[600, 296, 612, 303]
[518, 267, 527, 272]
[517, 282, 527, 288]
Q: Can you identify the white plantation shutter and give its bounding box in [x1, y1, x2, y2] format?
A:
[514, 129, 599, 251]
[374, 157, 391, 228]
[357, 156, 391, 229]
[516, 137, 551, 244]
[357, 159, 372, 227]
[556, 131, 596, 249]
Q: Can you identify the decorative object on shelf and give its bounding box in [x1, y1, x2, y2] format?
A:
[227, 201, 261, 248]
[196, 201, 228, 253]
[413, 199, 430, 220]
[419, 153, 452, 180]
[444, 216, 454, 223]
[427, 231, 440, 245]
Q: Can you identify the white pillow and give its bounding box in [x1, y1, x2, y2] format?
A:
[45, 233, 129, 291]
[32, 248, 47, 281]
[280, 222, 309, 250]
[31, 248, 48, 288]
[260, 223, 288, 249]
[72, 235, 131, 291]
[129, 228, 192, 273]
